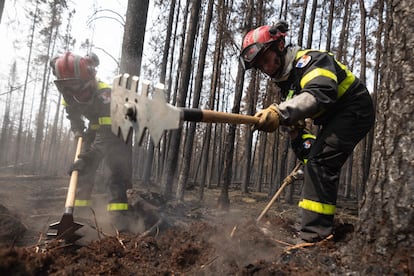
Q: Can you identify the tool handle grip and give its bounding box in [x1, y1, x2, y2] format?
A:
[182, 108, 259, 125]
[65, 137, 83, 210]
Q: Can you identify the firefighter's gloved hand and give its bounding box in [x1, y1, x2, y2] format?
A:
[253, 104, 280, 132]
[291, 129, 316, 164]
[68, 159, 86, 175]
[67, 153, 91, 175]
[73, 129, 84, 139]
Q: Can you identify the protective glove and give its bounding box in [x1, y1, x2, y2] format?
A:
[83, 128, 97, 145]
[73, 129, 84, 139]
[253, 104, 280, 132]
[291, 129, 316, 164]
[67, 153, 91, 175]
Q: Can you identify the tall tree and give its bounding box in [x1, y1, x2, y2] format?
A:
[297, 0, 309, 47]
[176, 0, 214, 200]
[325, 0, 335, 51]
[14, 1, 39, 171]
[356, 0, 414, 264]
[31, 0, 63, 173]
[0, 61, 16, 165]
[142, 0, 178, 186]
[120, 0, 149, 75]
[161, 0, 202, 199]
[0, 0, 4, 23]
[306, 0, 317, 48]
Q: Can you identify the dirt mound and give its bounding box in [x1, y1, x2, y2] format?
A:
[0, 176, 410, 275]
[0, 204, 27, 246]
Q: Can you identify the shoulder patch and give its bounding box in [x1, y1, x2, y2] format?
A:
[296, 54, 312, 68]
[97, 88, 111, 104]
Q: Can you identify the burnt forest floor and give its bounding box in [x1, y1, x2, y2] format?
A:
[0, 174, 410, 275]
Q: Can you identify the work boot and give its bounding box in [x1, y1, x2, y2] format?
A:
[109, 211, 131, 233]
[74, 207, 94, 225]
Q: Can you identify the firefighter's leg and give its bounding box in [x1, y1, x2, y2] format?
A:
[299, 95, 374, 242]
[74, 141, 101, 218]
[105, 138, 132, 232]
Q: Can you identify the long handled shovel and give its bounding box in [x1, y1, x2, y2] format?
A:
[48, 137, 84, 243]
[110, 74, 260, 145]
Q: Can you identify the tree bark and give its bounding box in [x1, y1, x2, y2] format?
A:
[120, 0, 149, 76]
[357, 0, 414, 258]
[306, 0, 318, 49]
[0, 0, 5, 23]
[176, 0, 214, 200]
[162, 0, 201, 199]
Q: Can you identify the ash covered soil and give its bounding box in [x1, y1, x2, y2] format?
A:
[0, 175, 410, 275]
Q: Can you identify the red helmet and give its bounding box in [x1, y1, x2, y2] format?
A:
[50, 52, 99, 100]
[51, 52, 97, 81]
[240, 22, 288, 70]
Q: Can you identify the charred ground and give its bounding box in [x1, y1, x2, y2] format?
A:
[0, 175, 410, 275]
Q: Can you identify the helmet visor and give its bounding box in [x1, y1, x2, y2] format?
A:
[54, 79, 88, 96]
[240, 43, 265, 70]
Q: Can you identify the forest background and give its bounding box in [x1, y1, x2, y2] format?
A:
[0, 0, 412, 261]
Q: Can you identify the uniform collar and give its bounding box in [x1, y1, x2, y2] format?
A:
[273, 45, 301, 82]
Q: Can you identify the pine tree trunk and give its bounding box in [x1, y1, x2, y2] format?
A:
[357, 0, 414, 257]
[176, 0, 214, 200]
[162, 0, 201, 199]
[120, 0, 149, 75]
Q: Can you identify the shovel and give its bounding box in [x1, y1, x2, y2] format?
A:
[110, 74, 260, 145]
[48, 137, 84, 242]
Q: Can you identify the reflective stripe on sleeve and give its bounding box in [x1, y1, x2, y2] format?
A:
[107, 203, 129, 211]
[298, 198, 336, 215]
[98, 117, 112, 125]
[336, 61, 356, 98]
[74, 199, 92, 207]
[300, 68, 337, 89]
[302, 133, 316, 139]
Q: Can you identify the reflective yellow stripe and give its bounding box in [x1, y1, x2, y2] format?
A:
[336, 61, 355, 98]
[75, 199, 92, 207]
[300, 68, 337, 89]
[298, 199, 336, 215]
[97, 81, 111, 90]
[302, 133, 316, 140]
[90, 124, 100, 130]
[62, 99, 68, 106]
[296, 49, 314, 59]
[98, 117, 112, 125]
[107, 203, 128, 211]
[303, 159, 308, 164]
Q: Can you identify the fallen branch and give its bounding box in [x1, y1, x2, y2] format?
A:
[138, 217, 163, 239]
[285, 234, 334, 252]
[230, 225, 237, 238]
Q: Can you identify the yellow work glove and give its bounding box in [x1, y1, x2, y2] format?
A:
[253, 104, 280, 132]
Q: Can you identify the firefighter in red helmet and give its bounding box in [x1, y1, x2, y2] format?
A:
[241, 22, 375, 243]
[50, 52, 133, 232]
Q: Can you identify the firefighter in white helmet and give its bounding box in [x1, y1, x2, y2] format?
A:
[50, 52, 133, 232]
[240, 22, 375, 242]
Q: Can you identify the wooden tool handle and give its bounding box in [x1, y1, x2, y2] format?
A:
[256, 163, 302, 222]
[65, 137, 83, 210]
[182, 108, 259, 125]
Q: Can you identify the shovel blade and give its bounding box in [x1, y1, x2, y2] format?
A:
[48, 213, 83, 242]
[111, 74, 181, 145]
